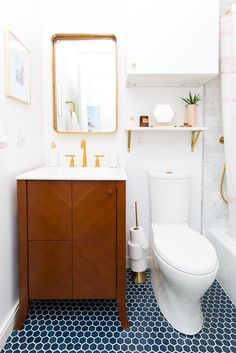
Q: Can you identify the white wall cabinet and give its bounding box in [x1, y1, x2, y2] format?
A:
[126, 0, 219, 87]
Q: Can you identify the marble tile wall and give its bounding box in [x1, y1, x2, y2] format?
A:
[202, 77, 228, 231]
[202, 0, 236, 231]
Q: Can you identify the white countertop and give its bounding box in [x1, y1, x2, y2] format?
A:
[16, 166, 127, 181]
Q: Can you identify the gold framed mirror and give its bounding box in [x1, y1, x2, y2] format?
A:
[52, 34, 117, 133]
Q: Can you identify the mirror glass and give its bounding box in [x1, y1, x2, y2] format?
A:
[52, 35, 117, 133]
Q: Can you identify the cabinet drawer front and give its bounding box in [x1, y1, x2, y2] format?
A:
[28, 181, 72, 240]
[73, 181, 116, 240]
[73, 240, 116, 299]
[29, 241, 73, 299]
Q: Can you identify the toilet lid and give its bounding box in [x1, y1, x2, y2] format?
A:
[153, 227, 218, 275]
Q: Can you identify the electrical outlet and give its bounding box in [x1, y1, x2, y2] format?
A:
[18, 135, 26, 146]
[137, 134, 142, 145]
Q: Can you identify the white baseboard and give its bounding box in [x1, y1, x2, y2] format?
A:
[0, 301, 19, 352]
[126, 256, 153, 269]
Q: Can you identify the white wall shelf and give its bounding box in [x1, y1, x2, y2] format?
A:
[125, 126, 208, 153]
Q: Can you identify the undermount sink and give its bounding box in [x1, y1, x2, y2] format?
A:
[16, 165, 127, 181]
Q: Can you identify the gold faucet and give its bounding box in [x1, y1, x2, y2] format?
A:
[81, 140, 87, 167]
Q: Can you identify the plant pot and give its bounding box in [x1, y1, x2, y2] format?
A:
[186, 104, 198, 127]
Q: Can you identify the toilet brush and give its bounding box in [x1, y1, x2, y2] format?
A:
[134, 201, 139, 230]
[131, 201, 146, 284]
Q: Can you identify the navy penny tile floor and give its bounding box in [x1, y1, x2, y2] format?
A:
[2, 270, 236, 353]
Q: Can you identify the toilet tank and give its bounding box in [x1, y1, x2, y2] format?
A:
[149, 171, 190, 223]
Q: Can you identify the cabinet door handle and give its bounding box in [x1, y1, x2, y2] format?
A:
[107, 188, 113, 195]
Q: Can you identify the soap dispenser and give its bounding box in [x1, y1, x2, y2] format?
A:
[48, 142, 58, 167]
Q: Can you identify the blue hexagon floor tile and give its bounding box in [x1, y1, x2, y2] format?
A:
[2, 270, 236, 353]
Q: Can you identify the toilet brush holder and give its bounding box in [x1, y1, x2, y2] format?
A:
[132, 271, 146, 284]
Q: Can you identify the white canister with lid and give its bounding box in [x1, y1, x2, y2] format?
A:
[48, 142, 58, 167]
[109, 153, 119, 168]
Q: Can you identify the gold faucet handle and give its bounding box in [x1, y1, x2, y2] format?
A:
[65, 154, 76, 167]
[94, 155, 104, 168]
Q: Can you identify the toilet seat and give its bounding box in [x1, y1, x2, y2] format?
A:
[153, 225, 218, 275]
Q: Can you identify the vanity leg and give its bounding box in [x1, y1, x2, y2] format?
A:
[117, 283, 129, 329]
[15, 299, 29, 330]
[15, 181, 29, 330]
[117, 181, 129, 329]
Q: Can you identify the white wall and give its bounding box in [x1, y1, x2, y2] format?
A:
[42, 0, 204, 251]
[0, 0, 44, 349]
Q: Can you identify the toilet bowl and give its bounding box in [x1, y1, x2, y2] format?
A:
[149, 171, 218, 335]
[152, 223, 218, 335]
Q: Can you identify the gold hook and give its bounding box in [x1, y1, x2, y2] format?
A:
[66, 100, 76, 113]
[219, 136, 224, 144]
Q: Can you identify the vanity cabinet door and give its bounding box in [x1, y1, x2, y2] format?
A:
[28, 241, 73, 299]
[28, 181, 72, 240]
[73, 181, 116, 240]
[73, 240, 116, 298]
[72, 181, 117, 299]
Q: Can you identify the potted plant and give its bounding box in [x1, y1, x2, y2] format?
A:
[181, 92, 202, 127]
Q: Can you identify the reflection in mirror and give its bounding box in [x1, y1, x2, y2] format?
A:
[52, 34, 117, 133]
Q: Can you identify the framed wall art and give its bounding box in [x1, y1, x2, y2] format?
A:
[5, 30, 31, 104]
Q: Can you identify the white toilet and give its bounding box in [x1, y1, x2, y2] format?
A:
[149, 171, 218, 335]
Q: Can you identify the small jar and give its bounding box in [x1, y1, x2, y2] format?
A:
[139, 116, 149, 127]
[48, 142, 58, 167]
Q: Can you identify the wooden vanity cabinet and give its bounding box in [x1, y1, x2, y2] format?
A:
[16, 179, 128, 329]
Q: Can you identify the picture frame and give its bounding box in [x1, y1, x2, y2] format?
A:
[4, 30, 31, 104]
